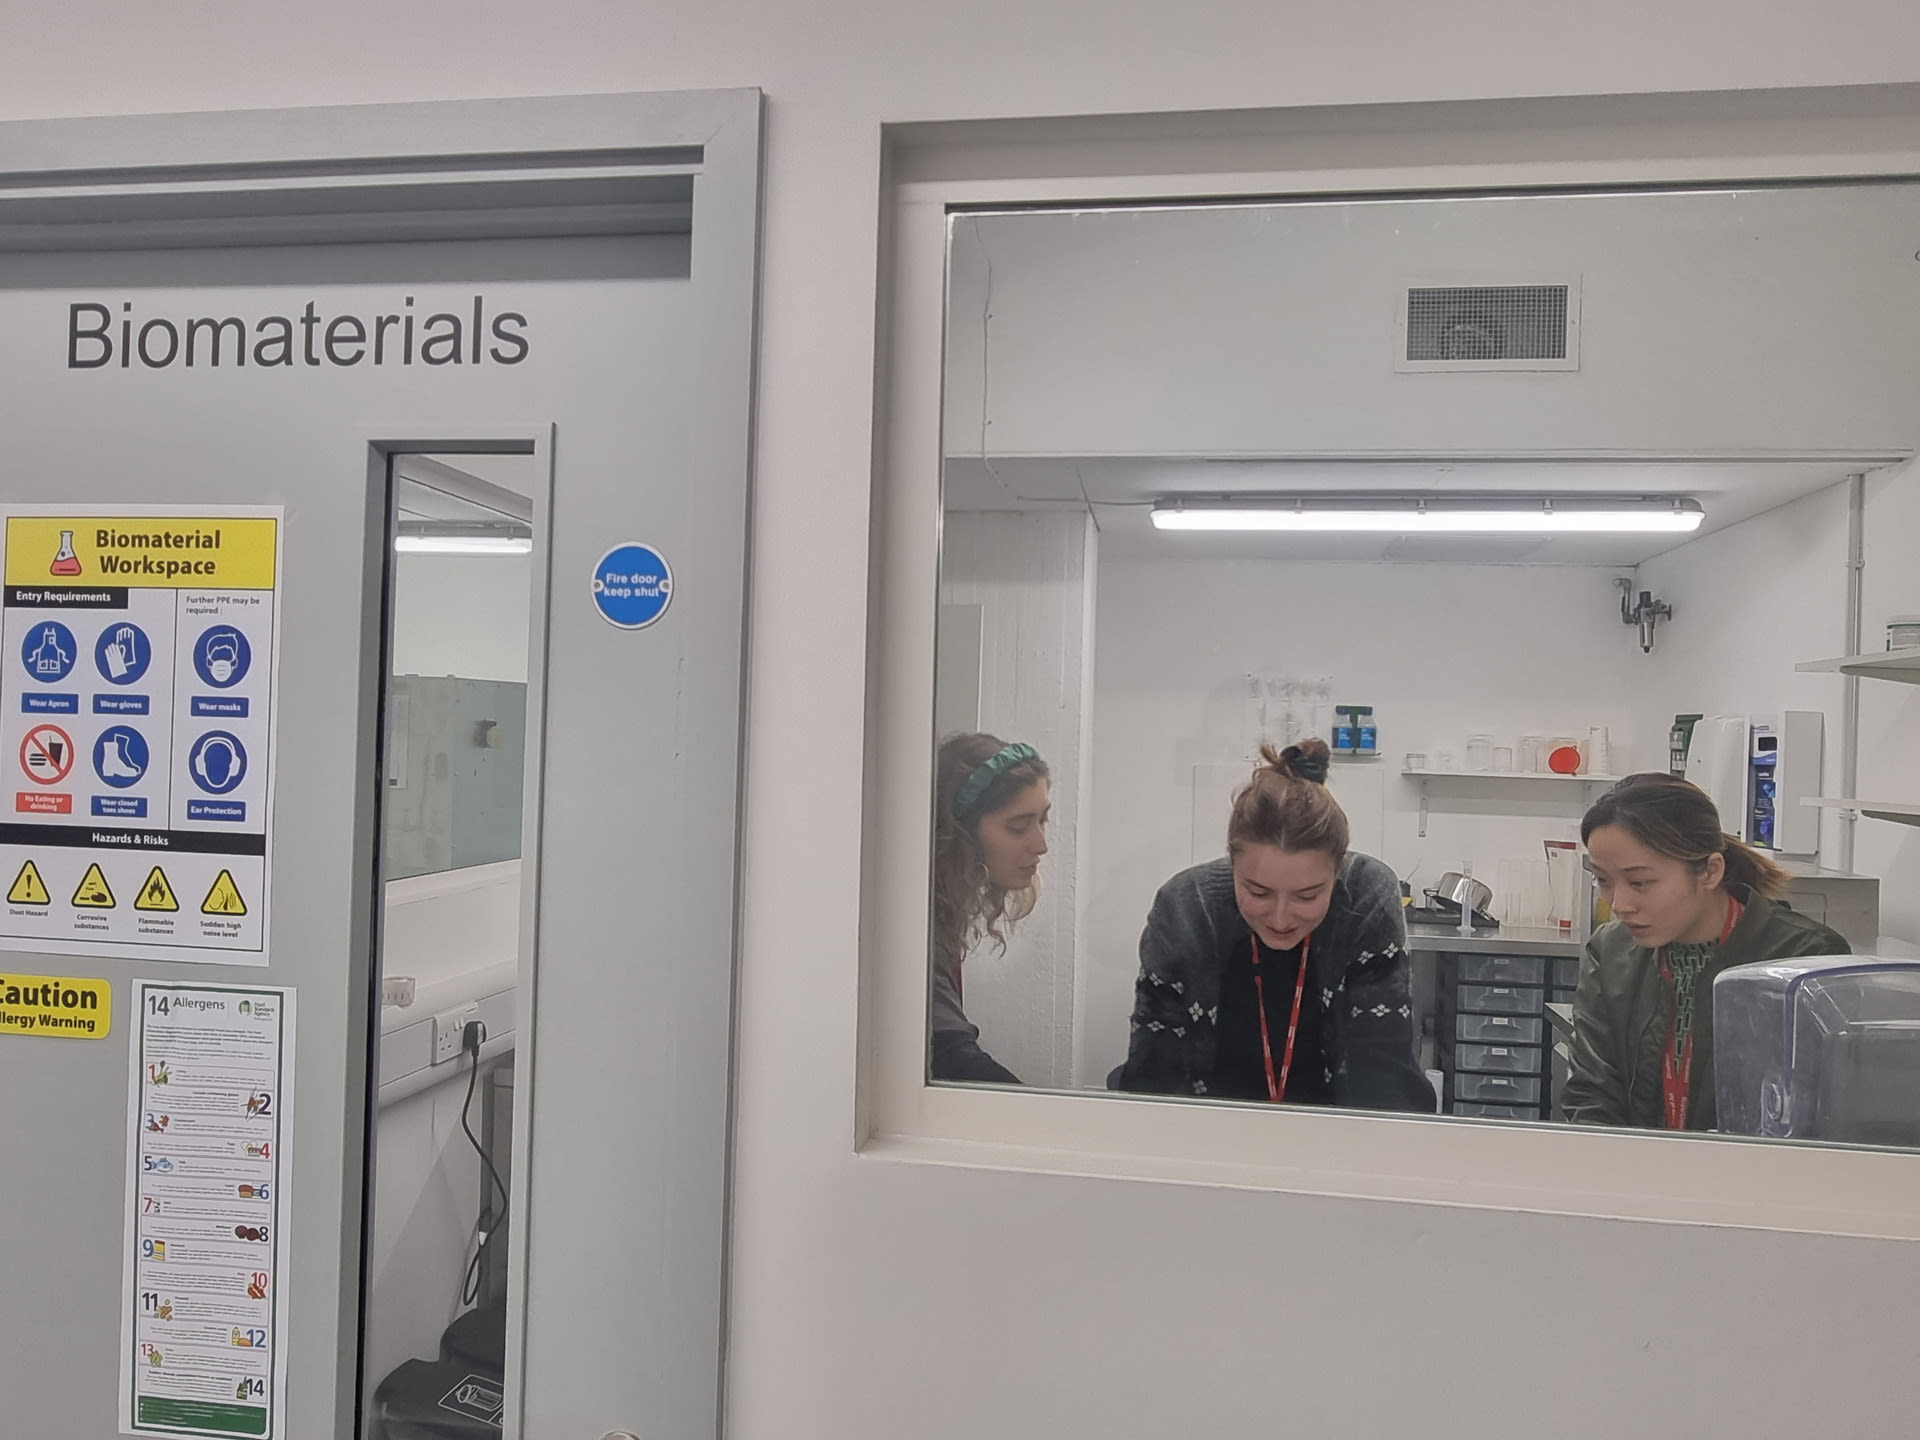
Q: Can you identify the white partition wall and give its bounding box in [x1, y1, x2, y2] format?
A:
[8, 13, 1920, 1440]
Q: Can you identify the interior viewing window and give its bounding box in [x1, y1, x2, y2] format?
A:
[924, 182, 1920, 1154]
[363, 451, 535, 1433]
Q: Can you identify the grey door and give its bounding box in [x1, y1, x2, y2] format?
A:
[0, 91, 760, 1440]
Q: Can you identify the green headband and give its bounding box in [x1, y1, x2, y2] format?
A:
[953, 743, 1040, 822]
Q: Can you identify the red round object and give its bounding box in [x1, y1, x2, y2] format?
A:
[1548, 745, 1583, 775]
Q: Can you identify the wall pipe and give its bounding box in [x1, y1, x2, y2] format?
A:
[1840, 472, 1865, 873]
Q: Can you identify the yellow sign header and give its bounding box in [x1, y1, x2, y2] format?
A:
[0, 973, 111, 1039]
[5, 517, 276, 590]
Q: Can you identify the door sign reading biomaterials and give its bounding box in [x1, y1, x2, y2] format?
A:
[0, 510, 280, 963]
[120, 983, 293, 1439]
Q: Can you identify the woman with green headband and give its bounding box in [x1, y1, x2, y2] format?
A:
[929, 732, 1052, 1084]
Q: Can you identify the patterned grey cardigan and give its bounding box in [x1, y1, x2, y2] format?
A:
[1118, 853, 1436, 1111]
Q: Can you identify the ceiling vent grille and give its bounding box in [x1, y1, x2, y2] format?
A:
[1398, 280, 1580, 372]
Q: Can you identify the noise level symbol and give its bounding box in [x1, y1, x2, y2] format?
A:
[202, 870, 247, 917]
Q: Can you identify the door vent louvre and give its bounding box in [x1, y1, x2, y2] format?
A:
[1398, 281, 1579, 372]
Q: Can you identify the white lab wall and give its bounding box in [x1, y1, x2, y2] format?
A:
[1857, 458, 1920, 943]
[362, 1077, 486, 1427]
[371, 544, 532, 1392]
[1631, 483, 1853, 866]
[939, 510, 1096, 1087]
[367, 865, 522, 1403]
[389, 553, 533, 683]
[1083, 557, 1637, 1085]
[14, 8, 1920, 1440]
[944, 192, 1920, 459]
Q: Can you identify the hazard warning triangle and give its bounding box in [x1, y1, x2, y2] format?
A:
[202, 869, 247, 917]
[72, 863, 115, 908]
[7, 860, 50, 906]
[135, 866, 179, 913]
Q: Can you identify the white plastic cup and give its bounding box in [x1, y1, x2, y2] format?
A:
[1585, 726, 1611, 777]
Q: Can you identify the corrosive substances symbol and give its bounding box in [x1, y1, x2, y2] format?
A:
[72, 863, 115, 909]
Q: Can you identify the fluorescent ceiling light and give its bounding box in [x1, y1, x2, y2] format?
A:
[394, 534, 534, 555]
[1149, 499, 1705, 535]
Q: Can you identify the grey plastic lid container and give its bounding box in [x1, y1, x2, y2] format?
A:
[1714, 956, 1920, 1145]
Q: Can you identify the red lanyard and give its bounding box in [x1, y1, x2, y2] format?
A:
[1657, 896, 1742, 1130]
[1250, 934, 1311, 1104]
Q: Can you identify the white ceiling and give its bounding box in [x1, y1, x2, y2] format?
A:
[941, 456, 1909, 565]
[392, 454, 538, 530]
[419, 453, 540, 502]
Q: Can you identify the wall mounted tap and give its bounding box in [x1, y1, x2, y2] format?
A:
[1618, 577, 1672, 654]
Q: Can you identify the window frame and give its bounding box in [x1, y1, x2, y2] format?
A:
[859, 86, 1920, 1241]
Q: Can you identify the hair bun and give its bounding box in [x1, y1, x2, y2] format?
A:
[1264, 739, 1330, 785]
[1285, 741, 1332, 784]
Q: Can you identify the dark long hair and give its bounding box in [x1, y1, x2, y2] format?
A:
[1228, 738, 1349, 863]
[932, 732, 1050, 965]
[1580, 772, 1789, 898]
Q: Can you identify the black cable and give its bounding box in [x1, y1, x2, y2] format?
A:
[459, 1025, 510, 1308]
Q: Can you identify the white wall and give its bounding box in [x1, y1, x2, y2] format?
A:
[15, 9, 1920, 1440]
[368, 868, 523, 1411]
[940, 510, 1096, 1088]
[1632, 483, 1853, 866]
[944, 191, 1920, 459]
[1083, 557, 1639, 1084]
[1856, 458, 1920, 943]
[362, 1071, 493, 1425]
[389, 552, 533, 683]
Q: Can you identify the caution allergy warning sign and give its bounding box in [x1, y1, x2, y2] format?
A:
[0, 971, 110, 1039]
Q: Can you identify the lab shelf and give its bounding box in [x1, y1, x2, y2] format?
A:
[1794, 646, 1920, 684]
[1403, 769, 1621, 837]
[1403, 770, 1622, 782]
[1803, 796, 1920, 827]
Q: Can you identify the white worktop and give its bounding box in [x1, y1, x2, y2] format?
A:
[1405, 920, 1584, 957]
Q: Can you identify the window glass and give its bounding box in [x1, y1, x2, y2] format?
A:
[927, 183, 1920, 1151]
[364, 452, 533, 1430]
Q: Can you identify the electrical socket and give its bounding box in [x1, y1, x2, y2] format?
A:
[433, 1003, 480, 1065]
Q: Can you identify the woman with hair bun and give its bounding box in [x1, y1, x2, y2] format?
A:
[1119, 739, 1434, 1111]
[1565, 772, 1848, 1131]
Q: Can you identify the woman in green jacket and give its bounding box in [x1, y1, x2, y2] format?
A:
[1564, 773, 1849, 1132]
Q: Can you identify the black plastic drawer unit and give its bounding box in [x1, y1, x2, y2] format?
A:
[1457, 984, 1544, 1016]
